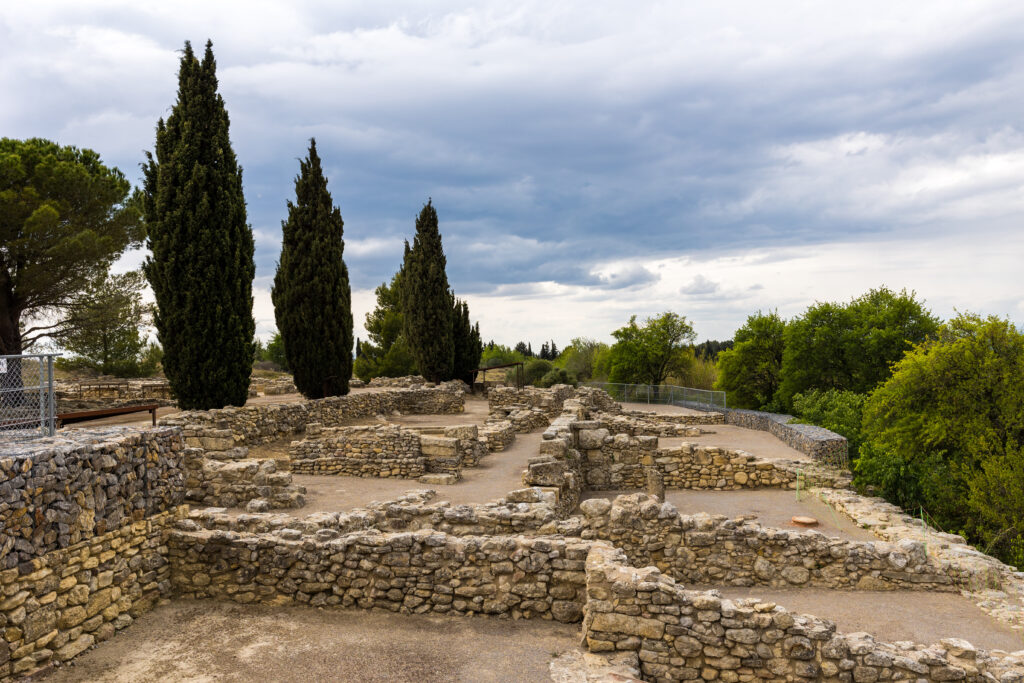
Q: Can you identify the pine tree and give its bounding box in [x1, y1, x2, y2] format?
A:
[451, 297, 482, 385]
[400, 200, 453, 381]
[143, 41, 254, 409]
[271, 139, 353, 398]
[550, 340, 559, 359]
[540, 341, 550, 360]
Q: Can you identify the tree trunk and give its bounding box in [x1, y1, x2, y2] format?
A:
[0, 290, 27, 418]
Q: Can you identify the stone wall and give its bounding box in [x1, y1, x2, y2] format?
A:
[160, 386, 465, 447]
[367, 375, 426, 388]
[479, 419, 515, 451]
[594, 412, 708, 438]
[182, 448, 305, 510]
[685, 404, 848, 465]
[0, 428, 188, 680]
[180, 489, 568, 539]
[1, 427, 186, 567]
[289, 425, 427, 478]
[582, 543, 1024, 682]
[487, 384, 576, 416]
[574, 428, 850, 491]
[169, 528, 589, 622]
[579, 494, 953, 591]
[289, 424, 487, 479]
[0, 507, 187, 679]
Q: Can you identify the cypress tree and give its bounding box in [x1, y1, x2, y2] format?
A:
[143, 40, 254, 409]
[451, 297, 482, 385]
[271, 139, 353, 398]
[401, 200, 453, 382]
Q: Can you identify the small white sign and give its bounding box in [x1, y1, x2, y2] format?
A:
[0, 359, 6, 373]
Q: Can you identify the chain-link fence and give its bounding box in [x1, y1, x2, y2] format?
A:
[1, 354, 57, 439]
[586, 382, 726, 410]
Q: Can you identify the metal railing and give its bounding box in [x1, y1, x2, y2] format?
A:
[586, 382, 726, 410]
[0, 354, 57, 438]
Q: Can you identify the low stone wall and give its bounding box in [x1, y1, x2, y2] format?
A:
[179, 489, 568, 539]
[290, 425, 427, 478]
[595, 411, 707, 438]
[620, 408, 724, 427]
[487, 384, 575, 416]
[169, 528, 589, 622]
[182, 448, 305, 510]
[289, 424, 486, 479]
[821, 488, 1024, 632]
[480, 420, 515, 451]
[1, 427, 186, 567]
[579, 494, 953, 591]
[583, 543, 1024, 682]
[488, 405, 549, 433]
[161, 386, 465, 447]
[367, 375, 426, 388]
[684, 403, 848, 464]
[574, 428, 850, 491]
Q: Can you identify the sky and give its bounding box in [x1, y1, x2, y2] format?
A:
[2, 1, 1023, 346]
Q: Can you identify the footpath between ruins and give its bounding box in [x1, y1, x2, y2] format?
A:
[3, 378, 1024, 682]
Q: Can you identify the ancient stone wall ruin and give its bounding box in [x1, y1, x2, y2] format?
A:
[169, 528, 589, 622]
[578, 494, 952, 590]
[582, 543, 1023, 683]
[161, 385, 465, 447]
[574, 428, 849, 491]
[0, 428, 188, 679]
[5, 386, 1024, 682]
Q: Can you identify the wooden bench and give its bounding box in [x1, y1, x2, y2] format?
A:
[57, 404, 160, 427]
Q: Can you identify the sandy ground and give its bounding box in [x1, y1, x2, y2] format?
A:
[618, 401, 704, 415]
[581, 488, 878, 542]
[660, 425, 809, 461]
[712, 587, 1024, 653]
[243, 431, 544, 515]
[44, 600, 579, 683]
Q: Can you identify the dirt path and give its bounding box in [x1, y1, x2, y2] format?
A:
[44, 600, 579, 683]
[712, 587, 1024, 653]
[263, 431, 545, 515]
[581, 488, 877, 542]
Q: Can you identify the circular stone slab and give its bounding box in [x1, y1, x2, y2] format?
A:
[791, 515, 819, 527]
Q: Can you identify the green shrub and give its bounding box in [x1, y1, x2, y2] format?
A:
[537, 367, 573, 388]
[791, 389, 867, 461]
[522, 359, 552, 386]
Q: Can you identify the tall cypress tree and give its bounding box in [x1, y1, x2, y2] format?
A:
[143, 40, 254, 409]
[401, 200, 453, 382]
[451, 297, 482, 385]
[271, 139, 352, 398]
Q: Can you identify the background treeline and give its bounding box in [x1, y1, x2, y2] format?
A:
[9, 41, 482, 403]
[713, 287, 1024, 570]
[475, 312, 731, 391]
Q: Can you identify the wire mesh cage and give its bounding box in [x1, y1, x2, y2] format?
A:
[0, 354, 57, 439]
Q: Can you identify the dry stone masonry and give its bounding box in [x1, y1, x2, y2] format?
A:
[6, 385, 1024, 681]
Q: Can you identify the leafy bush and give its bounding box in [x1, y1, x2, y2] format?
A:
[537, 367, 573, 388]
[777, 288, 939, 408]
[791, 389, 866, 461]
[856, 313, 1024, 568]
[522, 359, 552, 386]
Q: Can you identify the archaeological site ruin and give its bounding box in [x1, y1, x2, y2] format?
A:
[2, 380, 1024, 682]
